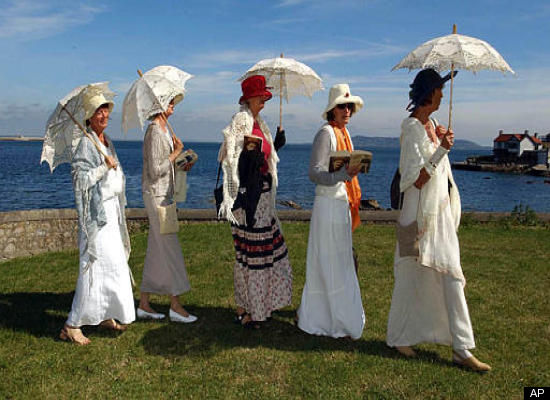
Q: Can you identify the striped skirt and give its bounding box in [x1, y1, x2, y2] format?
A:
[231, 185, 293, 321]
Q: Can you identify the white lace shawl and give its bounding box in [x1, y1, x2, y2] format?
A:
[399, 117, 461, 234]
[217, 105, 279, 223]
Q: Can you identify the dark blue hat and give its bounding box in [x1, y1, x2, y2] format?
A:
[407, 68, 457, 111]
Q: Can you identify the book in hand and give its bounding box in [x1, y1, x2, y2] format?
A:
[329, 150, 373, 173]
[175, 149, 198, 171]
[243, 135, 263, 152]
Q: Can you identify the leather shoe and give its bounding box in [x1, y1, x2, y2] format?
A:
[453, 352, 491, 372]
[137, 308, 165, 320]
[169, 309, 197, 323]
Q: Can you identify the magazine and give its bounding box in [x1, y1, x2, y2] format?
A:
[329, 150, 372, 173]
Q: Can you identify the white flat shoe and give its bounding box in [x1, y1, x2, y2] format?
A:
[169, 309, 197, 323]
[137, 308, 165, 320]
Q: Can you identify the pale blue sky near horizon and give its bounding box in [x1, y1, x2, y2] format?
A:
[0, 0, 548, 145]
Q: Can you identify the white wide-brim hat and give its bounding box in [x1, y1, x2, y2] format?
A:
[83, 89, 114, 121]
[322, 83, 364, 120]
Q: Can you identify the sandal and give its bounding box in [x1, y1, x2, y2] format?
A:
[243, 320, 261, 330]
[234, 312, 248, 325]
[240, 313, 260, 330]
[99, 319, 127, 332]
[59, 325, 91, 346]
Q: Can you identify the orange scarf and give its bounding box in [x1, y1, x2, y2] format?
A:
[331, 123, 362, 231]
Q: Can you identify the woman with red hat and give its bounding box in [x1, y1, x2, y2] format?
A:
[386, 68, 491, 372]
[217, 74, 291, 329]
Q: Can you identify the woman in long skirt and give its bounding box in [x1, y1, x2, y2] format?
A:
[386, 68, 491, 372]
[60, 90, 135, 345]
[297, 84, 365, 339]
[137, 95, 197, 323]
[218, 75, 291, 329]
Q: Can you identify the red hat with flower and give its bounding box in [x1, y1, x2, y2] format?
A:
[239, 75, 273, 104]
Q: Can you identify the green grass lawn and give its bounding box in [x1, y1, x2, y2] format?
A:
[0, 222, 548, 399]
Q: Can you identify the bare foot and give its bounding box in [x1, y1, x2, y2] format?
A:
[99, 319, 127, 332]
[453, 352, 491, 372]
[395, 346, 417, 357]
[60, 325, 91, 345]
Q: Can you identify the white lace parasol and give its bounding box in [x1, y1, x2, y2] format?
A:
[122, 65, 193, 133]
[41, 82, 115, 172]
[392, 33, 514, 74]
[239, 54, 324, 126]
[392, 25, 514, 128]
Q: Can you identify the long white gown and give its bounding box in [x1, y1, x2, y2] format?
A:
[66, 142, 135, 327]
[297, 124, 365, 339]
[386, 117, 475, 350]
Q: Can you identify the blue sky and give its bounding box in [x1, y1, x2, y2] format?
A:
[0, 0, 548, 145]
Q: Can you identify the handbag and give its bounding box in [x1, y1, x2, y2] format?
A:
[396, 221, 419, 257]
[214, 162, 223, 214]
[390, 169, 404, 210]
[157, 201, 179, 234]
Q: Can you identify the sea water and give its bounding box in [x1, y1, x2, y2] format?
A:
[1, 140, 550, 212]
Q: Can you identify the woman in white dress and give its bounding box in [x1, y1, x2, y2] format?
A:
[60, 90, 135, 345]
[137, 97, 197, 324]
[386, 68, 491, 372]
[297, 84, 365, 339]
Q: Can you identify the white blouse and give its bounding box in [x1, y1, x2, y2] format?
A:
[98, 141, 124, 201]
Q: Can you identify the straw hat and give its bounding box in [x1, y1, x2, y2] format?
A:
[322, 84, 364, 120]
[83, 86, 114, 121]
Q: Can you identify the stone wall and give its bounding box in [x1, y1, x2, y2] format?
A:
[1, 208, 549, 262]
[0, 208, 397, 261]
[0, 209, 146, 262]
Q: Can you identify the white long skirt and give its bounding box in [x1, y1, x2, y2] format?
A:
[297, 195, 365, 339]
[66, 197, 136, 327]
[386, 187, 475, 349]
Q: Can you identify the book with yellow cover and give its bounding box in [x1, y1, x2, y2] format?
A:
[329, 150, 372, 173]
[175, 149, 198, 171]
[243, 135, 263, 152]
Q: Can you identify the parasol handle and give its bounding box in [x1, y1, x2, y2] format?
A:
[448, 62, 454, 131]
[60, 104, 108, 159]
[137, 69, 179, 143]
[279, 52, 283, 129]
[448, 24, 457, 131]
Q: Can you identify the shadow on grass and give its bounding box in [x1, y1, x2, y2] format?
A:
[0, 291, 73, 337]
[0, 293, 450, 367]
[139, 304, 450, 367]
[0, 291, 148, 339]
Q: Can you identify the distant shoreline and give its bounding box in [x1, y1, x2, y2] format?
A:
[0, 135, 490, 149]
[0, 136, 43, 142]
